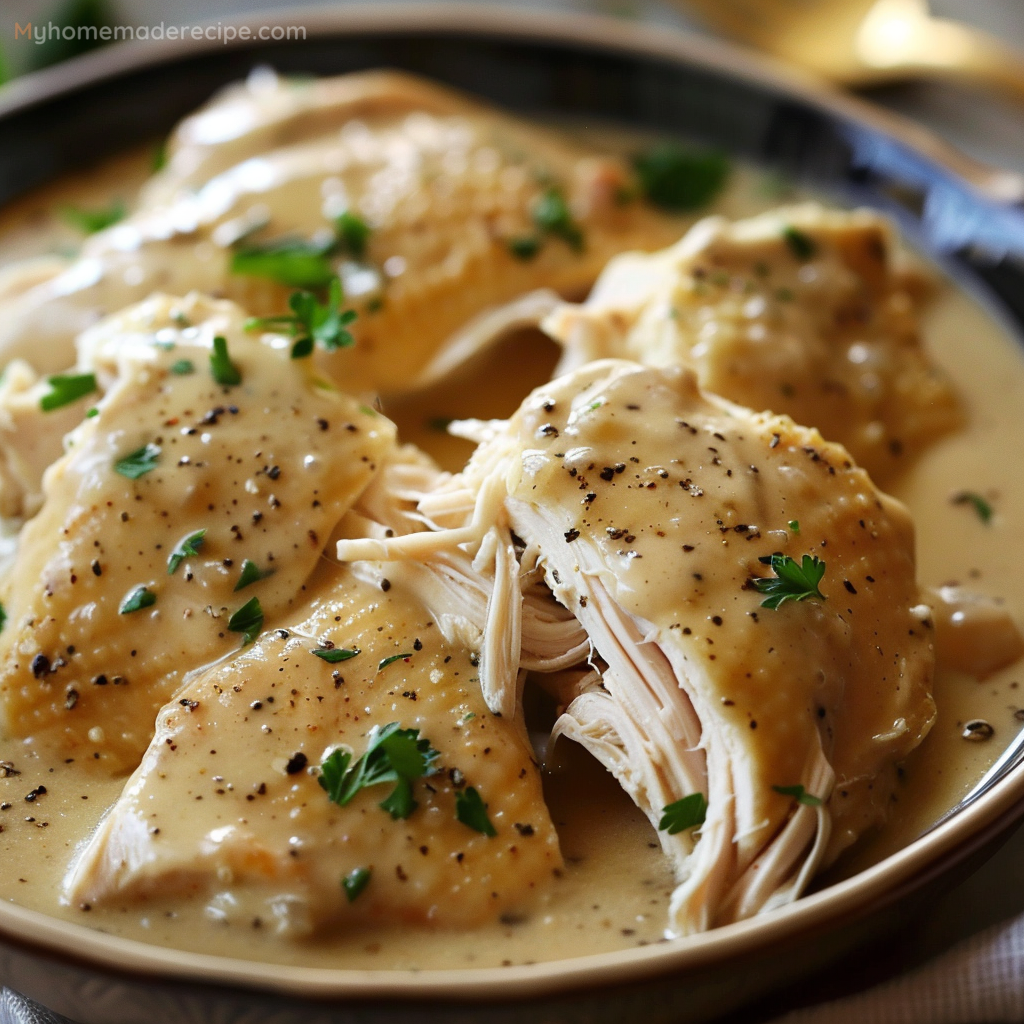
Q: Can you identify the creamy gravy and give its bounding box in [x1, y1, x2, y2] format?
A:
[0, 140, 1021, 969]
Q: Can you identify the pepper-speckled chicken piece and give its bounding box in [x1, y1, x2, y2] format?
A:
[65, 561, 561, 933]
[0, 294, 394, 772]
[0, 69, 688, 395]
[545, 204, 961, 482]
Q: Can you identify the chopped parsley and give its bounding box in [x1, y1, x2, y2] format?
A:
[773, 784, 823, 807]
[227, 596, 263, 645]
[342, 866, 372, 902]
[632, 144, 729, 212]
[455, 786, 497, 837]
[533, 188, 583, 252]
[61, 200, 125, 235]
[788, 520, 801, 534]
[507, 236, 541, 261]
[751, 553, 826, 609]
[114, 442, 161, 479]
[782, 226, 816, 261]
[378, 652, 412, 671]
[658, 792, 707, 834]
[234, 558, 273, 591]
[230, 237, 335, 289]
[334, 211, 371, 259]
[40, 372, 97, 412]
[318, 722, 439, 820]
[151, 141, 168, 172]
[120, 585, 156, 615]
[312, 647, 359, 663]
[169, 359, 195, 376]
[0, 601, 7, 633]
[952, 491, 993, 524]
[209, 336, 241, 386]
[85, 408, 99, 418]
[245, 279, 357, 359]
[167, 529, 206, 575]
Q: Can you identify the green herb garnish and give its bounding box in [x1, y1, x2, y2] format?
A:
[230, 237, 335, 289]
[234, 558, 273, 591]
[227, 596, 263, 645]
[334, 211, 371, 259]
[342, 866, 372, 902]
[209, 336, 241, 386]
[378, 652, 412, 671]
[85, 408, 99, 418]
[788, 520, 800, 534]
[658, 792, 707, 834]
[0, 601, 8, 633]
[120, 585, 156, 614]
[455, 785, 497, 837]
[169, 359, 195, 376]
[782, 226, 816, 261]
[773, 784, 823, 807]
[245, 279, 357, 359]
[507, 236, 541, 261]
[952, 491, 993, 524]
[633, 144, 729, 212]
[40, 372, 97, 412]
[318, 722, 439, 820]
[312, 647, 359, 663]
[114, 443, 161, 480]
[533, 188, 583, 252]
[151, 141, 168, 172]
[751, 553, 826, 609]
[167, 529, 206, 575]
[62, 201, 125, 235]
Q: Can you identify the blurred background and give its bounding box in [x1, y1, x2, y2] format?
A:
[1, 0, 1023, 175]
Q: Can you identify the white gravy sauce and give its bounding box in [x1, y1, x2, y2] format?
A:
[0, 143, 1020, 970]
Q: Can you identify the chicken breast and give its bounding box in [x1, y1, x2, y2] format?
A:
[0, 69, 687, 395]
[545, 204, 961, 481]
[338, 360, 936, 935]
[65, 559, 562, 934]
[0, 294, 394, 772]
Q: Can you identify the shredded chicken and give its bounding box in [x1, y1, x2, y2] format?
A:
[338, 359, 937, 935]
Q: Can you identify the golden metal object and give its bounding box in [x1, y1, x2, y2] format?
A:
[683, 0, 1024, 98]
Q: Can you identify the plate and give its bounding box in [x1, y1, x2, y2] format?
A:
[2, 7, 1024, 1022]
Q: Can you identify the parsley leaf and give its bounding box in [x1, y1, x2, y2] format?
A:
[335, 211, 371, 259]
[533, 188, 583, 252]
[751, 553, 826, 609]
[658, 792, 707, 834]
[40, 372, 97, 412]
[245, 279, 357, 359]
[952, 491, 993, 524]
[169, 359, 195, 376]
[788, 520, 800, 534]
[773, 784, 823, 807]
[167, 529, 206, 575]
[234, 558, 273, 592]
[633, 145, 729, 212]
[210, 336, 241, 386]
[114, 443, 161, 479]
[227, 596, 263, 645]
[455, 786, 497, 837]
[378, 652, 412, 671]
[0, 601, 5, 633]
[318, 722, 439, 820]
[507, 236, 541, 261]
[312, 647, 359, 663]
[783, 226, 816, 261]
[230, 237, 336, 289]
[62, 200, 125, 235]
[120, 585, 156, 614]
[342, 866, 372, 902]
